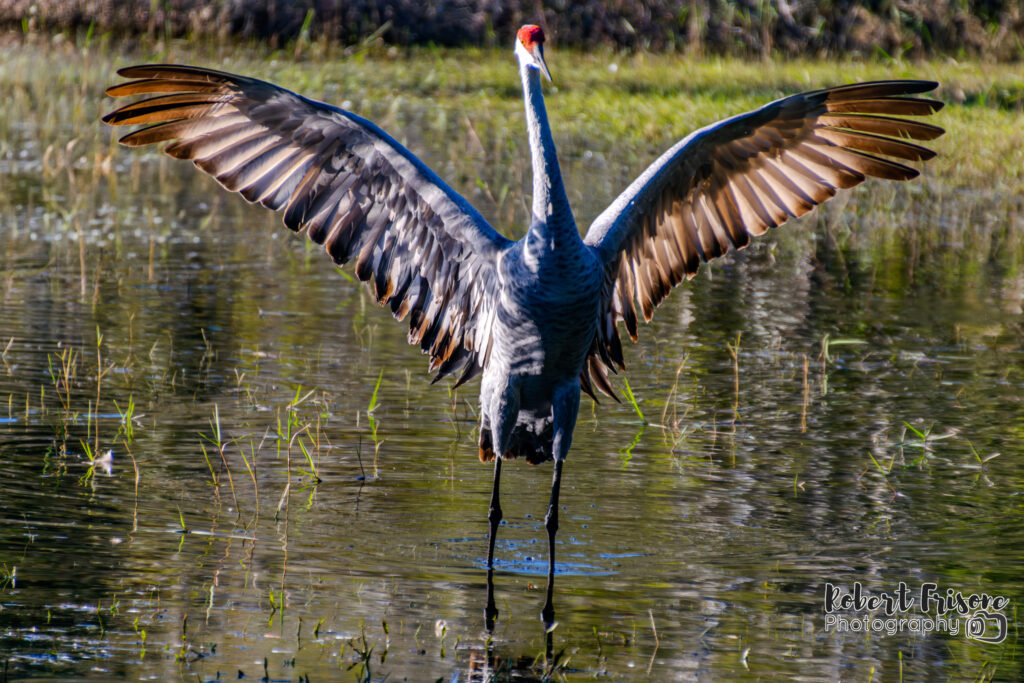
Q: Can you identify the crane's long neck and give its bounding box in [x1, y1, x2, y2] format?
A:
[520, 64, 575, 241]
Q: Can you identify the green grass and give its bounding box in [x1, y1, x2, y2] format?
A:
[2, 34, 1023, 186]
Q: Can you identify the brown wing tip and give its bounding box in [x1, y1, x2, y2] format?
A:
[117, 130, 154, 146]
[105, 64, 240, 105]
[113, 65, 178, 82]
[116, 65, 150, 77]
[902, 80, 939, 95]
[829, 83, 945, 126]
[116, 64, 223, 80]
[825, 79, 940, 101]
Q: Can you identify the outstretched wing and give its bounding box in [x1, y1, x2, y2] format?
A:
[104, 64, 512, 386]
[581, 80, 943, 391]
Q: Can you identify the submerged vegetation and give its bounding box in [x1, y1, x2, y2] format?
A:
[0, 26, 1021, 682]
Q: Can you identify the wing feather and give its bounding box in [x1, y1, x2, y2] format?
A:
[104, 64, 511, 381]
[581, 80, 943, 392]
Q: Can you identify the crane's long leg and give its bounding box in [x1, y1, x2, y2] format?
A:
[541, 383, 578, 629]
[540, 456, 564, 629]
[484, 456, 503, 630]
[487, 456, 503, 567]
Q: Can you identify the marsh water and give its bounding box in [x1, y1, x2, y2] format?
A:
[1, 40, 1022, 681]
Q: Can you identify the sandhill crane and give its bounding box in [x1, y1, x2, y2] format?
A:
[103, 24, 943, 628]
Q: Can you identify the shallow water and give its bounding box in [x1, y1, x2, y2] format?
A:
[1, 43, 1023, 682]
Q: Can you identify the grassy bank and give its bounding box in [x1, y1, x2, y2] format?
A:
[2, 31, 1022, 191]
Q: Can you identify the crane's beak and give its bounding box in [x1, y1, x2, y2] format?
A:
[533, 45, 553, 82]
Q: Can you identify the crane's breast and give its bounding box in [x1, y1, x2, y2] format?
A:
[491, 242, 602, 382]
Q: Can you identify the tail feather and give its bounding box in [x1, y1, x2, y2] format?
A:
[478, 422, 553, 465]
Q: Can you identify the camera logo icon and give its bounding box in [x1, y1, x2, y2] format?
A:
[965, 610, 1008, 644]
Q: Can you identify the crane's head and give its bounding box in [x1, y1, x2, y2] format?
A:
[515, 25, 552, 82]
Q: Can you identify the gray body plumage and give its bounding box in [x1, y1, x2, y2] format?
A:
[480, 223, 602, 463]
